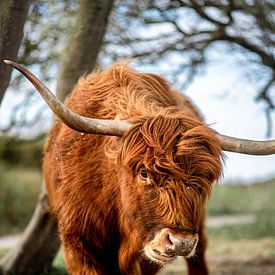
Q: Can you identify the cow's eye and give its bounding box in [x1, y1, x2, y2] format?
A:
[140, 169, 148, 180]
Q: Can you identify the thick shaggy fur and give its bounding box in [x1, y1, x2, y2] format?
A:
[44, 63, 223, 274]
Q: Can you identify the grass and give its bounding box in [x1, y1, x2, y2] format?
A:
[0, 164, 42, 235]
[208, 179, 275, 215]
[208, 237, 275, 258]
[207, 216, 275, 240]
[207, 179, 275, 240]
[0, 134, 45, 168]
[0, 248, 8, 259]
[45, 250, 67, 275]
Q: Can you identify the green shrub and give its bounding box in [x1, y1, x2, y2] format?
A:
[0, 165, 41, 235]
[0, 134, 45, 168]
[208, 179, 275, 216]
[207, 215, 275, 240]
[207, 179, 275, 240]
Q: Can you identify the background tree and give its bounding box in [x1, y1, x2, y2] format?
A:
[0, 0, 33, 104]
[56, 0, 114, 100]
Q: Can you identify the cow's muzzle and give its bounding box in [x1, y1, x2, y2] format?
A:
[144, 228, 198, 264]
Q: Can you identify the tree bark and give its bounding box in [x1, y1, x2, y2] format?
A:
[0, 0, 114, 274]
[0, 191, 60, 275]
[0, 0, 32, 104]
[56, 0, 114, 101]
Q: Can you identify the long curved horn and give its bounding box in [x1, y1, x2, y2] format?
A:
[4, 60, 275, 155]
[3, 60, 131, 136]
[217, 134, 275, 155]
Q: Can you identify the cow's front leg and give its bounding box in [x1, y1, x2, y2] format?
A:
[61, 231, 121, 275]
[63, 245, 98, 275]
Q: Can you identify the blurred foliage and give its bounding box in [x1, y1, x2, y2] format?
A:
[208, 179, 275, 215]
[0, 134, 45, 168]
[208, 215, 275, 240]
[13, 0, 78, 87]
[207, 179, 275, 240]
[0, 248, 8, 259]
[47, 250, 67, 275]
[0, 135, 44, 235]
[0, 165, 41, 235]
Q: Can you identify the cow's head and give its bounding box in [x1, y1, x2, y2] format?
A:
[113, 111, 222, 264]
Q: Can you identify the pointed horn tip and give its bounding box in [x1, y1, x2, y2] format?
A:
[3, 59, 13, 65]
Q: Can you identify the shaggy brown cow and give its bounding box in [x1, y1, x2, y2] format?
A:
[42, 63, 223, 274]
[5, 60, 275, 274]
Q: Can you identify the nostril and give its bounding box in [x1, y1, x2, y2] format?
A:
[166, 233, 198, 256]
[168, 233, 182, 247]
[165, 233, 174, 246]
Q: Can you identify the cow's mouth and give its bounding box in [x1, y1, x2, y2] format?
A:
[144, 246, 176, 264]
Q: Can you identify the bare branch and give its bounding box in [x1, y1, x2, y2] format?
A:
[222, 34, 275, 70]
[185, 0, 229, 26]
[256, 73, 275, 137]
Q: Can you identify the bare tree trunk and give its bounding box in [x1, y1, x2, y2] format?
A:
[0, 0, 114, 274]
[0, 0, 32, 104]
[57, 0, 114, 101]
[0, 191, 60, 274]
